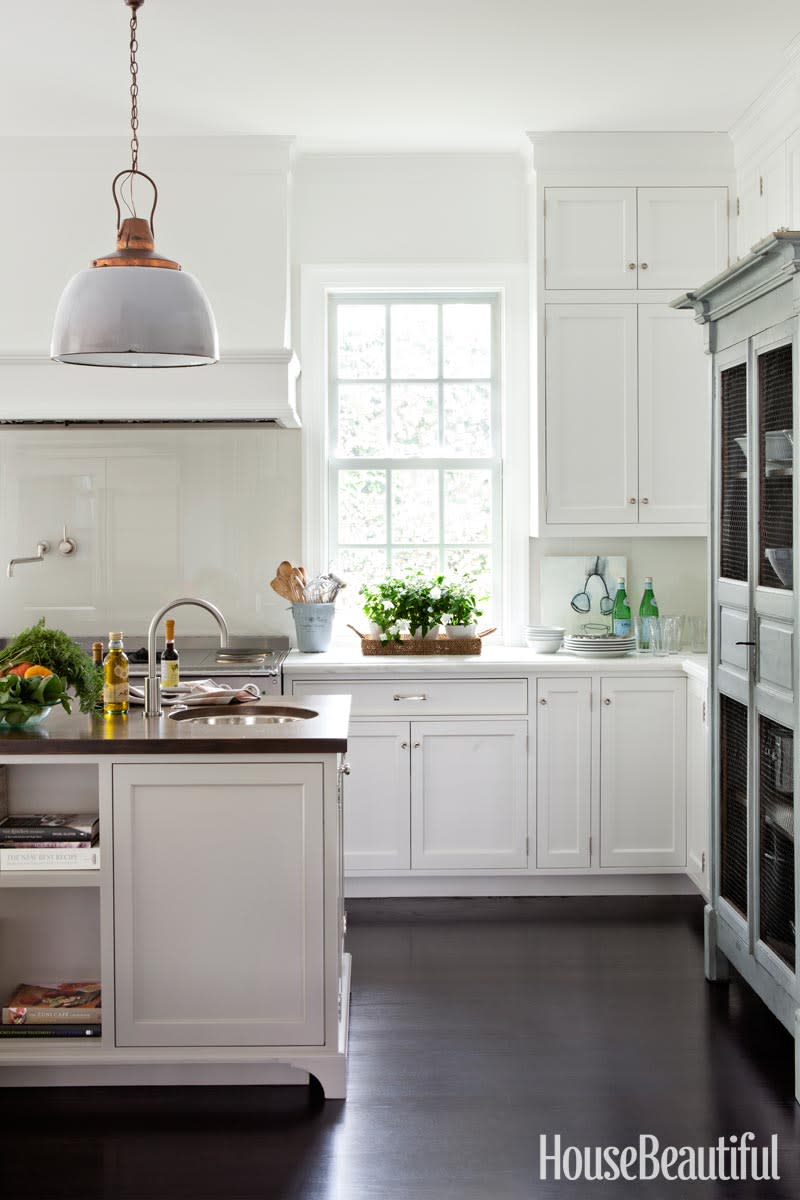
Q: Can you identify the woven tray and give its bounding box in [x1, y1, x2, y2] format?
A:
[360, 637, 482, 656]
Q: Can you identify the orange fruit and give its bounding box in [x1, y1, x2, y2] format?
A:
[23, 665, 52, 679]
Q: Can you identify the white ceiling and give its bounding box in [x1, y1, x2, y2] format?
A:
[2, 0, 798, 150]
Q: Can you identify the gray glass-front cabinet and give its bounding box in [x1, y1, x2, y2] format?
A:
[675, 233, 799, 1103]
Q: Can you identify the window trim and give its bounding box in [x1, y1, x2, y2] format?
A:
[300, 263, 530, 644]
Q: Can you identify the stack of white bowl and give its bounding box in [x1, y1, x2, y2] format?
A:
[525, 625, 565, 653]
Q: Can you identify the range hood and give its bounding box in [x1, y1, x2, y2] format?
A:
[0, 136, 301, 428]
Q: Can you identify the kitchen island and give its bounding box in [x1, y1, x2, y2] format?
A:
[0, 695, 351, 1099]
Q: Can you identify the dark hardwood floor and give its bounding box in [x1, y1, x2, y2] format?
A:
[1, 896, 799, 1200]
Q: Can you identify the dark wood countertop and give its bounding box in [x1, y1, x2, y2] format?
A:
[0, 695, 350, 756]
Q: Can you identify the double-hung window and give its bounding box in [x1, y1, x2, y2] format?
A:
[328, 293, 502, 622]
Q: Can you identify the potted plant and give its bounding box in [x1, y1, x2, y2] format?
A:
[359, 573, 449, 642]
[440, 579, 483, 638]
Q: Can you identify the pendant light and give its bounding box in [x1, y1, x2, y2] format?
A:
[51, 0, 218, 367]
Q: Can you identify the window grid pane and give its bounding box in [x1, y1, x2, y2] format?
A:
[329, 294, 501, 622]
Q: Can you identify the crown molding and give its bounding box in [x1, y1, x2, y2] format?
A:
[0, 135, 296, 176]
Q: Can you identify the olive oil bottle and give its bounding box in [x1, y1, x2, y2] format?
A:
[103, 632, 129, 715]
[161, 619, 180, 688]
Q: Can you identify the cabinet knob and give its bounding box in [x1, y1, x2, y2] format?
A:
[413, 742, 421, 749]
[603, 697, 612, 705]
[641, 497, 649, 504]
[627, 262, 636, 270]
[539, 697, 547, 705]
[640, 262, 649, 270]
[401, 741, 409, 749]
[629, 496, 637, 504]
[340, 761, 352, 775]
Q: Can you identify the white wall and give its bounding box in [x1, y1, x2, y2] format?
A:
[0, 428, 301, 638]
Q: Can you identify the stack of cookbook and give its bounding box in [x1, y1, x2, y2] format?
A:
[0, 813, 100, 871]
[0, 981, 101, 1038]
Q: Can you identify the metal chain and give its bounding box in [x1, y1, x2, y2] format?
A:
[129, 6, 140, 172]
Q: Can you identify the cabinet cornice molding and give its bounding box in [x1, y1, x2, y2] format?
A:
[527, 131, 733, 175]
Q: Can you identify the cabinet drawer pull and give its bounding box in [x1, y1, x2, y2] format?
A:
[413, 742, 421, 749]
[735, 641, 755, 646]
[640, 262, 649, 270]
[641, 497, 649, 504]
[603, 697, 612, 705]
[539, 697, 547, 705]
[627, 262, 636, 270]
[401, 741, 409, 750]
[629, 496, 637, 504]
[393, 693, 428, 702]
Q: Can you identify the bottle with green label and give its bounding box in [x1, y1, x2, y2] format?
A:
[638, 577, 659, 648]
[611, 578, 632, 637]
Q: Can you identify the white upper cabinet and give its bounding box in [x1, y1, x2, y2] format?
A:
[637, 306, 710, 524]
[545, 188, 637, 289]
[736, 143, 789, 258]
[545, 304, 638, 525]
[545, 186, 728, 290]
[636, 187, 729, 289]
[545, 304, 708, 528]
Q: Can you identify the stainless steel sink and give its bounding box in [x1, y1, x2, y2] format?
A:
[168, 704, 318, 727]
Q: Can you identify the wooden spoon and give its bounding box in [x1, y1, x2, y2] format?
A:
[270, 575, 294, 601]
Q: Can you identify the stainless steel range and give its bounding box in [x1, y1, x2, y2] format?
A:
[103, 636, 288, 698]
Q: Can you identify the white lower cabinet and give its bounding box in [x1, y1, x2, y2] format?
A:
[599, 677, 687, 869]
[410, 720, 528, 870]
[686, 677, 710, 897]
[342, 721, 411, 871]
[536, 677, 592, 869]
[113, 763, 326, 1047]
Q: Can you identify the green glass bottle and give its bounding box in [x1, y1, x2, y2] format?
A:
[611, 578, 632, 637]
[638, 577, 659, 648]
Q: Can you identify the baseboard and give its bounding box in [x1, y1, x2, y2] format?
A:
[344, 874, 700, 898]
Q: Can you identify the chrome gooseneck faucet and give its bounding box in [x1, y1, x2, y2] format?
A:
[144, 597, 230, 717]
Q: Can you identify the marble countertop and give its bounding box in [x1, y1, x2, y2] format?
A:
[285, 646, 709, 681]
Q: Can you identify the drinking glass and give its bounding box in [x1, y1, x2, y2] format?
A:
[686, 616, 707, 653]
[664, 616, 683, 656]
[649, 617, 668, 656]
[633, 616, 651, 654]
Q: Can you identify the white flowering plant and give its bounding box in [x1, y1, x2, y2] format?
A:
[359, 572, 482, 642]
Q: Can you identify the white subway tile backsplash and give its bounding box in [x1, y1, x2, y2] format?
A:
[0, 428, 302, 638]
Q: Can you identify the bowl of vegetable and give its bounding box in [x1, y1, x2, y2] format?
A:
[0, 669, 72, 728]
[0, 619, 103, 727]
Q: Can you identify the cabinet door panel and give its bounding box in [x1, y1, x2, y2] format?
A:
[637, 187, 728, 289]
[686, 678, 709, 896]
[411, 721, 528, 869]
[761, 143, 788, 238]
[536, 678, 592, 869]
[545, 304, 638, 525]
[545, 187, 636, 289]
[113, 763, 325, 1047]
[600, 678, 687, 868]
[638, 306, 709, 524]
[343, 722, 410, 871]
[736, 165, 761, 259]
